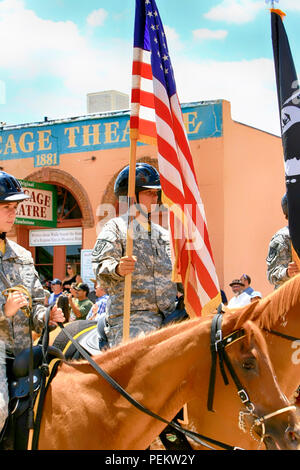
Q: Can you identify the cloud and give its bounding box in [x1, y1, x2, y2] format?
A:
[0, 0, 131, 121]
[0, 0, 282, 137]
[163, 25, 184, 52]
[193, 29, 228, 41]
[0, 0, 86, 76]
[170, 54, 281, 135]
[280, 0, 300, 11]
[204, 0, 263, 24]
[86, 8, 108, 28]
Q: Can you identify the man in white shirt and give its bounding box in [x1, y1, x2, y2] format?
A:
[227, 279, 251, 308]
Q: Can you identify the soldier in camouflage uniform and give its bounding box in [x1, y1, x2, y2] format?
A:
[92, 163, 179, 348]
[0, 171, 64, 433]
[266, 194, 299, 289]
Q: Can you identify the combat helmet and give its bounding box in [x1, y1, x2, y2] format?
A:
[114, 163, 161, 198]
[0, 171, 30, 202]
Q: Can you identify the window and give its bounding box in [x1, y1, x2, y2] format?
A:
[35, 246, 54, 282]
[57, 187, 82, 221]
[65, 245, 81, 275]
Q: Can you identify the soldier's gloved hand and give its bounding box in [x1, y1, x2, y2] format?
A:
[3, 291, 28, 317]
[116, 256, 137, 276]
[287, 262, 300, 278]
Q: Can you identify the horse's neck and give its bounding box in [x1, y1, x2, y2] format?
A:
[92, 319, 211, 420]
[266, 305, 300, 396]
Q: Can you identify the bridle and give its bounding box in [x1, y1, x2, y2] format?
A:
[264, 323, 300, 412]
[32, 312, 295, 451]
[208, 313, 296, 449]
[208, 312, 254, 412]
[247, 324, 300, 448]
[265, 328, 300, 343]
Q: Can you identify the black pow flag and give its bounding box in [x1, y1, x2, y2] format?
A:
[271, 8, 300, 261]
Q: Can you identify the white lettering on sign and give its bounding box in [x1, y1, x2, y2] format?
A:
[29, 228, 82, 246]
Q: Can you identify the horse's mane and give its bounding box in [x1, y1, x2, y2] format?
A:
[65, 316, 209, 369]
[62, 276, 300, 370]
[97, 317, 204, 362]
[229, 274, 300, 331]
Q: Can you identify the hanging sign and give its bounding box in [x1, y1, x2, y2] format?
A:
[15, 180, 57, 227]
[29, 227, 82, 246]
[80, 249, 95, 289]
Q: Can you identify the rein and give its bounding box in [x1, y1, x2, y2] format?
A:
[56, 322, 222, 450]
[55, 313, 291, 451]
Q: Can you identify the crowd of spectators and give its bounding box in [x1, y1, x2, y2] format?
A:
[222, 273, 262, 309]
[42, 277, 108, 322]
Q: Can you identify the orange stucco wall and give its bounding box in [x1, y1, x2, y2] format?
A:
[222, 101, 285, 297]
[2, 99, 285, 301]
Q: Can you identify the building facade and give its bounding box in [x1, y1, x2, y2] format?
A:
[0, 99, 285, 297]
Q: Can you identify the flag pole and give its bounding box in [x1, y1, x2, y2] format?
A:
[122, 136, 138, 342]
[292, 246, 300, 270]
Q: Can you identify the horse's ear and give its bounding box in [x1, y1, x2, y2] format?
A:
[233, 302, 259, 330]
[239, 321, 257, 353]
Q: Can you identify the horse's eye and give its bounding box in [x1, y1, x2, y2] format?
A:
[242, 358, 256, 370]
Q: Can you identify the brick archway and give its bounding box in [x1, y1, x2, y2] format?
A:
[26, 168, 94, 228]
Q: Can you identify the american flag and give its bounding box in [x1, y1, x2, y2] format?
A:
[130, 0, 221, 317]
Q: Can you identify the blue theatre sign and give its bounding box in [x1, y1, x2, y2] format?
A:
[0, 101, 223, 168]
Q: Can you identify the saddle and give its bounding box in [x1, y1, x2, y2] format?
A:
[0, 344, 64, 450]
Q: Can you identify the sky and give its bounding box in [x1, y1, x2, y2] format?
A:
[0, 0, 300, 135]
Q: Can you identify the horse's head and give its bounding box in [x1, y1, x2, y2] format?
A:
[225, 320, 300, 450]
[225, 276, 300, 406]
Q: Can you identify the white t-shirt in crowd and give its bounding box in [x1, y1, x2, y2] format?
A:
[227, 291, 251, 308]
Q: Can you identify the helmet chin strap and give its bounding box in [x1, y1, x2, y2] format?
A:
[135, 190, 150, 219]
[0, 232, 6, 240]
[135, 203, 150, 219]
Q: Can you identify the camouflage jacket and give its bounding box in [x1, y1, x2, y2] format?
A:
[92, 214, 177, 332]
[0, 239, 46, 356]
[266, 226, 291, 289]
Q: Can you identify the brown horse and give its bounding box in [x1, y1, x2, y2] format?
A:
[37, 310, 299, 450]
[186, 274, 300, 450]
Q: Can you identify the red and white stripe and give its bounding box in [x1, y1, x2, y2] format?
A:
[130, 51, 220, 317]
[130, 47, 157, 145]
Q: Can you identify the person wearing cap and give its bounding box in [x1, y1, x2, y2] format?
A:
[0, 171, 65, 434]
[68, 282, 94, 320]
[227, 279, 251, 309]
[91, 163, 185, 348]
[266, 194, 299, 289]
[48, 278, 63, 306]
[250, 291, 262, 302]
[239, 274, 254, 295]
